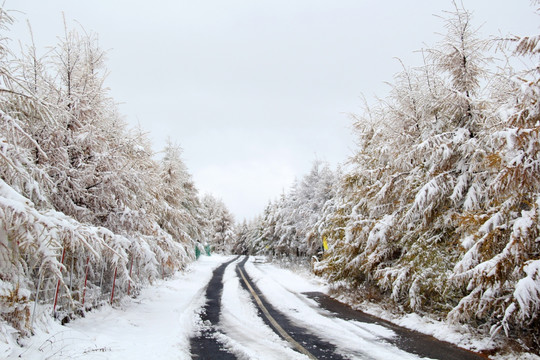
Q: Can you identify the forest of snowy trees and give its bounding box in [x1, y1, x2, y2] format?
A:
[0, 8, 237, 339]
[236, 4, 540, 353]
[1, 1, 539, 356]
[236, 160, 336, 259]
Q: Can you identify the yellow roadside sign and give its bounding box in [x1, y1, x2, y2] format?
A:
[322, 236, 328, 251]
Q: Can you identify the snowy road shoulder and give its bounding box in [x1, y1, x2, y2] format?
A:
[7, 255, 494, 360]
[243, 258, 423, 360]
[7, 255, 232, 360]
[243, 257, 489, 360]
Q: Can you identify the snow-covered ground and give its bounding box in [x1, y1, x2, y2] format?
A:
[244, 260, 421, 359]
[215, 257, 308, 359]
[3, 255, 227, 359]
[3, 255, 539, 359]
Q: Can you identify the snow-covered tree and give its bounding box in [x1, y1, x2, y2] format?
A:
[449, 18, 540, 343]
[201, 195, 235, 253]
[315, 2, 540, 351]
[0, 10, 208, 341]
[232, 220, 259, 255]
[242, 161, 336, 260]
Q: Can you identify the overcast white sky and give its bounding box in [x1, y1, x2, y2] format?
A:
[7, 1, 539, 221]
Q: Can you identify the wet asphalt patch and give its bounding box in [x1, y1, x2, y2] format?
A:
[190, 257, 239, 359]
[303, 292, 488, 360]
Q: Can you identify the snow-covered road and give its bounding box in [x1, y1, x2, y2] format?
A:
[6, 255, 485, 359]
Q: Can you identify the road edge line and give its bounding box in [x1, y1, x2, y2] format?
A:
[237, 265, 317, 360]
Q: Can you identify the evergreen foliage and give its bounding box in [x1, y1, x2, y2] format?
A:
[239, 3, 540, 352]
[238, 161, 336, 259]
[201, 194, 235, 254]
[0, 9, 220, 339]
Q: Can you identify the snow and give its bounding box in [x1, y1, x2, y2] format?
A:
[5, 255, 227, 359]
[5, 254, 539, 360]
[333, 288, 540, 360]
[217, 257, 307, 359]
[244, 258, 423, 360]
[0, 178, 33, 210]
[514, 259, 540, 319]
[3, 255, 414, 359]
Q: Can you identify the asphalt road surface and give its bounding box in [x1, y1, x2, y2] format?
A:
[189, 256, 487, 360]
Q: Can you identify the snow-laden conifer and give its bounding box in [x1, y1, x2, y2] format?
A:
[0, 9, 209, 341]
[450, 14, 540, 342]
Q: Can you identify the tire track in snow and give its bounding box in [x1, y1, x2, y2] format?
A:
[219, 256, 310, 359]
[244, 258, 430, 360]
[190, 256, 239, 359]
[237, 266, 316, 359]
[237, 256, 346, 360]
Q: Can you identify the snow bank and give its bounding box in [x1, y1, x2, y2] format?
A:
[4, 255, 228, 359]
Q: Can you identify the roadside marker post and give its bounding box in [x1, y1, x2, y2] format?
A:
[322, 236, 328, 252]
[52, 247, 66, 316]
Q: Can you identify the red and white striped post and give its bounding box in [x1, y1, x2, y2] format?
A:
[52, 247, 66, 316]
